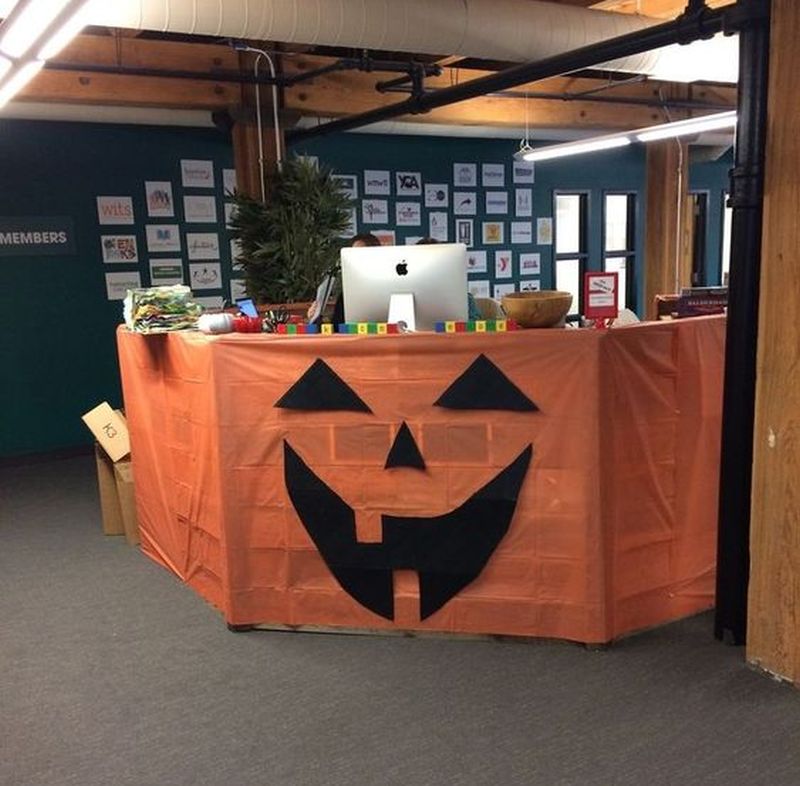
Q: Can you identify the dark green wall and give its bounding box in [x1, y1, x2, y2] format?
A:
[0, 120, 234, 458]
[0, 121, 731, 458]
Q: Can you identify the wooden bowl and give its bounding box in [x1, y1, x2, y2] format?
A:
[501, 291, 573, 328]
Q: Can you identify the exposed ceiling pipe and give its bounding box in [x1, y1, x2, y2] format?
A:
[85, 0, 737, 83]
[286, 4, 733, 143]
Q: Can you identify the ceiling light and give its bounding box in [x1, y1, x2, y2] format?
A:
[635, 111, 738, 142]
[0, 59, 43, 109]
[521, 135, 632, 162]
[0, 0, 70, 58]
[0, 53, 10, 80]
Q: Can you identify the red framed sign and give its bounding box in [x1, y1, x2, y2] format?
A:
[584, 271, 619, 319]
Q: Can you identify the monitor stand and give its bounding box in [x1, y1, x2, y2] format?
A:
[388, 293, 416, 331]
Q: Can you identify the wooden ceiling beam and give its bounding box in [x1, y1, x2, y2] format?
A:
[282, 55, 735, 131]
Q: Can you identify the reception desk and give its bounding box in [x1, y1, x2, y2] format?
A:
[117, 316, 724, 643]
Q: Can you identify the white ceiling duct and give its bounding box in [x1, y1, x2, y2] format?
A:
[85, 0, 738, 83]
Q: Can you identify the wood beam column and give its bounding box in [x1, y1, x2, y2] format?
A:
[643, 139, 690, 319]
[231, 53, 283, 200]
[747, 0, 800, 681]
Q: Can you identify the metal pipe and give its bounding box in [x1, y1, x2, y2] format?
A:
[287, 5, 731, 143]
[715, 0, 771, 647]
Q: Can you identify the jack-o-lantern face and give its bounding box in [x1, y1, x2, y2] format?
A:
[276, 354, 537, 621]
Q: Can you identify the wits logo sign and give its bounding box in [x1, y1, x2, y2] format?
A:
[0, 217, 76, 257]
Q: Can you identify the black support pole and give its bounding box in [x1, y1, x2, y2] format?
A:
[714, 0, 771, 645]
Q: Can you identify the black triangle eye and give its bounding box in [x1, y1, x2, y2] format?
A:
[434, 354, 539, 412]
[275, 359, 372, 412]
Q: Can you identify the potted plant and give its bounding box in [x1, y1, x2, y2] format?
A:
[229, 156, 354, 313]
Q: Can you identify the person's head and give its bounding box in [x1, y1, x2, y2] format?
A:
[351, 233, 381, 248]
[415, 237, 439, 245]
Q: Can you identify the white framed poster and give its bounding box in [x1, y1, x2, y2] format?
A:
[189, 262, 222, 289]
[149, 259, 184, 286]
[396, 202, 421, 226]
[519, 252, 541, 276]
[520, 279, 541, 292]
[515, 188, 533, 217]
[424, 183, 449, 208]
[339, 207, 357, 238]
[468, 279, 490, 299]
[183, 195, 218, 224]
[513, 162, 535, 184]
[186, 232, 220, 260]
[467, 250, 487, 274]
[181, 159, 215, 188]
[230, 278, 247, 301]
[482, 163, 505, 187]
[97, 196, 134, 226]
[482, 221, 504, 244]
[224, 202, 236, 228]
[101, 235, 138, 264]
[428, 212, 449, 242]
[537, 217, 554, 246]
[495, 249, 513, 279]
[455, 218, 473, 247]
[453, 162, 477, 187]
[485, 192, 509, 215]
[230, 239, 243, 269]
[511, 221, 533, 245]
[145, 181, 174, 218]
[453, 192, 477, 216]
[333, 174, 358, 199]
[194, 295, 225, 310]
[362, 199, 388, 224]
[364, 170, 390, 195]
[105, 271, 141, 301]
[494, 282, 516, 299]
[146, 224, 181, 253]
[223, 168, 238, 196]
[396, 171, 422, 196]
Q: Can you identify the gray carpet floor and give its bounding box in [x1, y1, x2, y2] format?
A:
[2, 455, 800, 786]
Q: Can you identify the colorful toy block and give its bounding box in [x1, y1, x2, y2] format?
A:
[321, 323, 334, 335]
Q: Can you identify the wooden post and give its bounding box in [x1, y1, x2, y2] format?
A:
[643, 139, 690, 319]
[231, 52, 282, 200]
[747, 0, 800, 681]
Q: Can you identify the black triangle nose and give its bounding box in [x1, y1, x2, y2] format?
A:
[385, 422, 426, 470]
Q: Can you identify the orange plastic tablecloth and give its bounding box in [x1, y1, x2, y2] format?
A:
[117, 316, 725, 643]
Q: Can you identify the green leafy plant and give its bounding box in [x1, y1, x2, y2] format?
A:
[229, 156, 353, 304]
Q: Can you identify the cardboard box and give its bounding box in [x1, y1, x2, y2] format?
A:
[83, 402, 139, 543]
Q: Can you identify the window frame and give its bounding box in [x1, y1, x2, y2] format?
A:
[553, 190, 590, 318]
[601, 190, 638, 313]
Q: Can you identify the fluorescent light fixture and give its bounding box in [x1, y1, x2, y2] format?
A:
[635, 111, 738, 142]
[37, 0, 93, 60]
[0, 53, 10, 79]
[0, 0, 70, 58]
[522, 135, 631, 162]
[0, 58, 43, 109]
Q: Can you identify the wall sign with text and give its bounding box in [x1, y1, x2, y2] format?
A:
[0, 216, 76, 257]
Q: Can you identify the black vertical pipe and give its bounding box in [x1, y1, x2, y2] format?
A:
[714, 0, 771, 645]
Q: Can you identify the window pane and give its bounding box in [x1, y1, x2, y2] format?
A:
[605, 194, 629, 252]
[556, 257, 581, 316]
[605, 256, 628, 311]
[721, 195, 732, 285]
[556, 194, 581, 254]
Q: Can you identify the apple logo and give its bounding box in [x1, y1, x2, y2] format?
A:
[395, 262, 408, 276]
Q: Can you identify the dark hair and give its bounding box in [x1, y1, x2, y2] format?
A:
[351, 232, 382, 247]
[415, 237, 439, 245]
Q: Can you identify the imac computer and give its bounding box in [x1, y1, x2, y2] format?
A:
[340, 243, 468, 331]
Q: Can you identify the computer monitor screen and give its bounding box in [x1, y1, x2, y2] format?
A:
[340, 243, 468, 330]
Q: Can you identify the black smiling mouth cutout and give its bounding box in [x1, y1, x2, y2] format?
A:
[277, 355, 539, 621]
